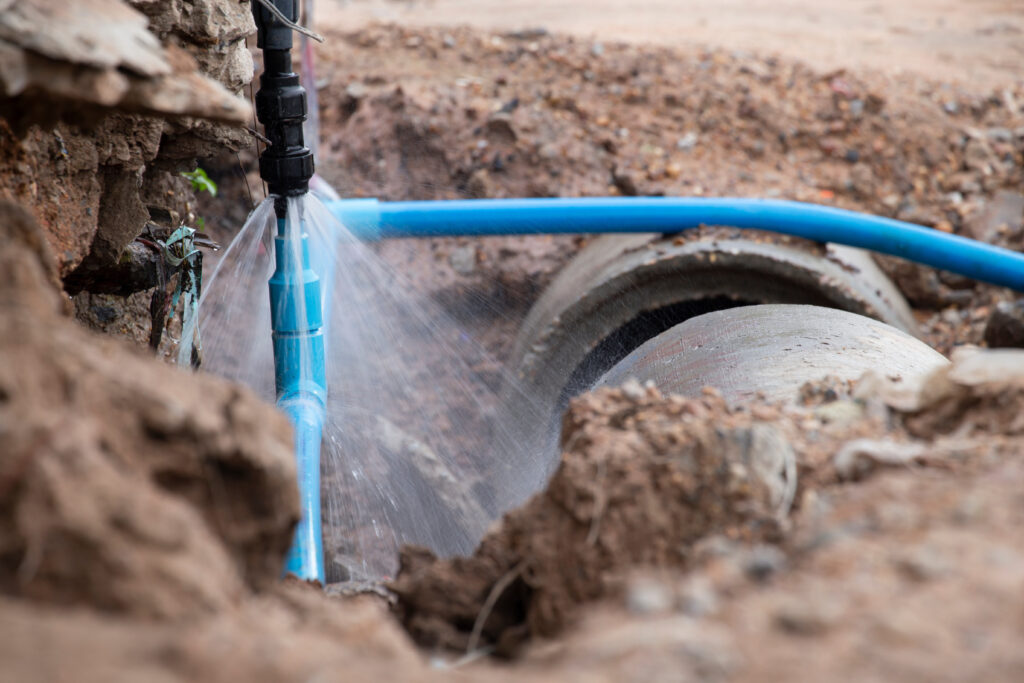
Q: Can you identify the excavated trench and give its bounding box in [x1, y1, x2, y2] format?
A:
[3, 7, 1024, 683]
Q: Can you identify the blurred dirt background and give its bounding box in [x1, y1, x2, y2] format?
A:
[324, 0, 1024, 88]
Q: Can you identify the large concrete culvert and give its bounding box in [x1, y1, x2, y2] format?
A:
[510, 229, 920, 422]
[491, 229, 942, 505]
[597, 304, 949, 406]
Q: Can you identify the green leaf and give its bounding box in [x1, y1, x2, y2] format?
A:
[180, 168, 218, 197]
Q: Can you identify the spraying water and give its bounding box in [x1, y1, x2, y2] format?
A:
[200, 193, 550, 580]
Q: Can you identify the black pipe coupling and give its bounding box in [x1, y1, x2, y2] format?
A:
[252, 0, 314, 215]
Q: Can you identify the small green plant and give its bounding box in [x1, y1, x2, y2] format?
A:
[181, 167, 218, 197]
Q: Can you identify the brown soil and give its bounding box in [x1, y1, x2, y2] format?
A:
[5, 208, 1024, 679]
[323, 0, 1024, 90]
[0, 200, 297, 618]
[311, 23, 1023, 362]
[389, 348, 1024, 663]
[3, 7, 1024, 683]
[0, 0, 254, 349]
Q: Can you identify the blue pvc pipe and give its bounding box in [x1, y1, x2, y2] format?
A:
[269, 217, 327, 583]
[279, 397, 325, 581]
[328, 197, 1024, 291]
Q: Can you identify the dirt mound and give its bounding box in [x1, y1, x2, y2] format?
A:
[895, 348, 1024, 439]
[0, 201, 297, 618]
[0, 582, 434, 683]
[320, 25, 1022, 228]
[390, 345, 1024, 659]
[308, 23, 1024, 364]
[390, 383, 796, 654]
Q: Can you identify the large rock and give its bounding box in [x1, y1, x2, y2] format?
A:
[0, 0, 255, 292]
[0, 0, 250, 126]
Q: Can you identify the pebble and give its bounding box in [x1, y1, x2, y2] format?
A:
[987, 127, 1014, 143]
[625, 575, 674, 615]
[449, 245, 477, 275]
[983, 300, 1024, 348]
[619, 377, 651, 400]
[814, 400, 863, 426]
[676, 132, 699, 150]
[774, 595, 844, 636]
[893, 545, 951, 582]
[345, 82, 367, 100]
[612, 168, 640, 196]
[743, 544, 787, 583]
[678, 576, 719, 617]
[484, 114, 517, 143]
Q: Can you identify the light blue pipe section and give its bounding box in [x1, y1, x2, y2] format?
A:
[327, 197, 1024, 291]
[278, 397, 324, 581]
[269, 216, 327, 582]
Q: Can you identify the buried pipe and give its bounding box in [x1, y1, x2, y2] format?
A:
[597, 304, 950, 405]
[327, 196, 1024, 292]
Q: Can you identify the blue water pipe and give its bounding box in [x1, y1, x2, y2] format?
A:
[269, 217, 327, 581]
[327, 196, 1024, 292]
[252, 0, 327, 582]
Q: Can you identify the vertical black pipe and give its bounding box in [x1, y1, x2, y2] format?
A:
[252, 0, 314, 219]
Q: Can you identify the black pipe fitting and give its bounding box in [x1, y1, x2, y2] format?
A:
[252, 0, 314, 217]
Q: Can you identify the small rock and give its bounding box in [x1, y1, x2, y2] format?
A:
[536, 142, 560, 161]
[963, 189, 1024, 243]
[678, 576, 718, 617]
[833, 438, 928, 479]
[964, 138, 994, 172]
[449, 245, 477, 276]
[676, 132, 699, 151]
[442, 34, 456, 49]
[612, 168, 641, 196]
[498, 97, 520, 114]
[739, 60, 771, 80]
[484, 114, 517, 144]
[814, 400, 863, 426]
[465, 169, 494, 199]
[983, 300, 1024, 348]
[503, 27, 549, 40]
[619, 377, 647, 400]
[774, 596, 844, 636]
[893, 545, 951, 582]
[743, 545, 787, 583]
[987, 127, 1014, 143]
[943, 100, 960, 115]
[590, 42, 604, 57]
[626, 575, 674, 615]
[345, 81, 367, 100]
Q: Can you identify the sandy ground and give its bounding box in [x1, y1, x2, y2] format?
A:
[321, 0, 1024, 88]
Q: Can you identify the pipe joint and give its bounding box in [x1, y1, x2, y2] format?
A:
[253, 1, 314, 204]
